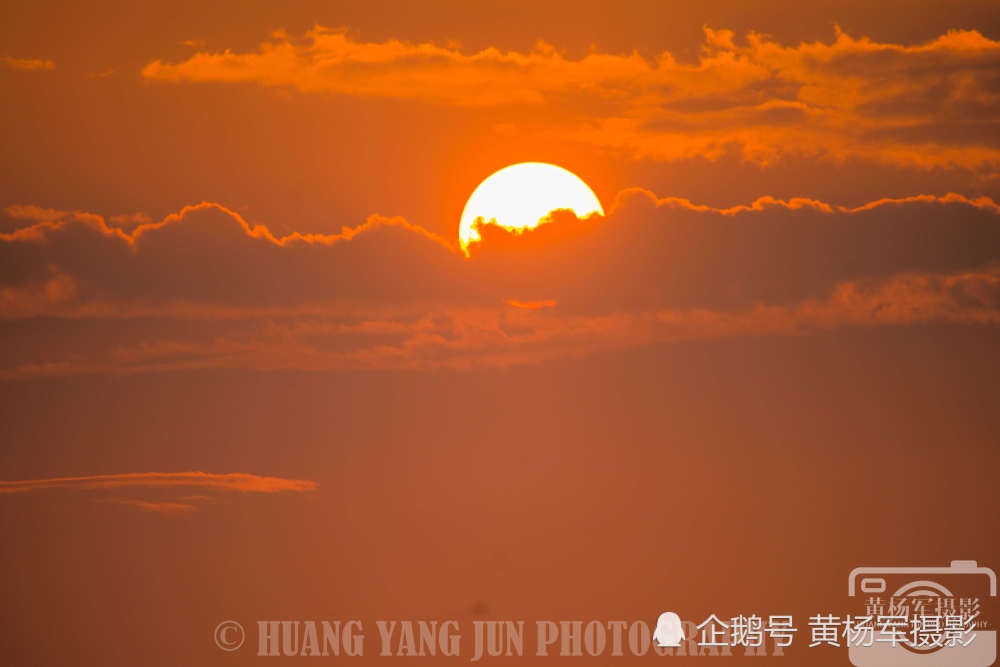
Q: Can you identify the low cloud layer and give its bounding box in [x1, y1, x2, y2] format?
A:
[1, 188, 998, 376]
[142, 26, 1000, 171]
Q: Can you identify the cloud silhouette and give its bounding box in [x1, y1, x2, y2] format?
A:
[1, 187, 999, 376]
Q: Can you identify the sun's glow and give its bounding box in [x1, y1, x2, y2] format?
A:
[459, 162, 603, 253]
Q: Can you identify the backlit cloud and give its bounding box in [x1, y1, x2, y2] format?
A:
[142, 26, 1000, 170]
[1, 188, 998, 376]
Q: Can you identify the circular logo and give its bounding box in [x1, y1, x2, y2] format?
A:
[892, 581, 953, 654]
[214, 620, 245, 652]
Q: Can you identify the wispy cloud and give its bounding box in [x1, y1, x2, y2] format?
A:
[0, 56, 55, 71]
[98, 498, 198, 514]
[505, 299, 556, 309]
[0, 471, 318, 494]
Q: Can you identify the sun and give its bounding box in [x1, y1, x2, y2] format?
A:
[459, 162, 603, 253]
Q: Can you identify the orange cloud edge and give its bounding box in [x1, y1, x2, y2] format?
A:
[2, 187, 999, 377]
[139, 26, 1000, 171]
[6, 188, 998, 253]
[505, 299, 557, 310]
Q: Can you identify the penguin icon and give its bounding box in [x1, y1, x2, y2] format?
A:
[653, 612, 685, 648]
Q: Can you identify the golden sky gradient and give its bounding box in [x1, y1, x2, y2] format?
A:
[1, 1, 998, 665]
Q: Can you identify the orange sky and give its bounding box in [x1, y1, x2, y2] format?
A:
[1, 2, 999, 665]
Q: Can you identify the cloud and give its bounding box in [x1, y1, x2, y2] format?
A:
[142, 27, 649, 105]
[142, 26, 1000, 170]
[0, 56, 55, 71]
[0, 264, 997, 377]
[99, 498, 198, 514]
[0, 201, 464, 312]
[4, 189, 999, 316]
[467, 189, 1000, 315]
[505, 299, 556, 309]
[0, 187, 999, 376]
[0, 471, 319, 494]
[107, 212, 152, 227]
[1, 201, 454, 250]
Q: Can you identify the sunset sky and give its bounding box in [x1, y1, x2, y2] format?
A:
[2, 1, 999, 664]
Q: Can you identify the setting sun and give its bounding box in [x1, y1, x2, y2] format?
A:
[459, 162, 603, 253]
